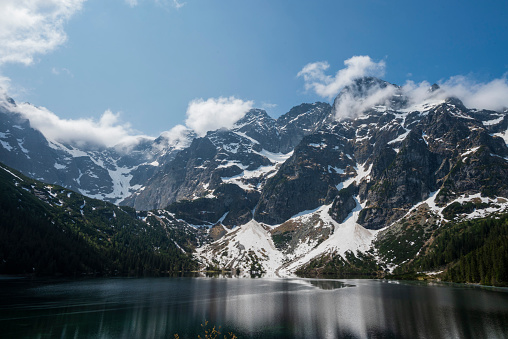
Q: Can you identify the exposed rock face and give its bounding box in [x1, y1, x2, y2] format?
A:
[166, 183, 259, 227]
[0, 99, 193, 204]
[122, 137, 219, 210]
[276, 103, 332, 153]
[354, 99, 508, 229]
[2, 77, 508, 232]
[253, 84, 507, 229]
[329, 185, 358, 224]
[271, 214, 334, 255]
[123, 103, 334, 221]
[255, 127, 356, 224]
[358, 131, 439, 229]
[2, 76, 508, 277]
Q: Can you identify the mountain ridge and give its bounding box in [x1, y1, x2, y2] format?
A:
[1, 76, 508, 281]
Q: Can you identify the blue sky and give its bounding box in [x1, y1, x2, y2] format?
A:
[1, 0, 507, 142]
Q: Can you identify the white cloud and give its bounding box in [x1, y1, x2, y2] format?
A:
[159, 124, 194, 150]
[334, 83, 398, 119]
[440, 75, 508, 111]
[157, 0, 186, 9]
[1, 85, 252, 149]
[400, 76, 508, 112]
[8, 101, 151, 148]
[161, 124, 187, 142]
[0, 75, 30, 101]
[300, 56, 508, 117]
[185, 97, 254, 136]
[14, 95, 254, 148]
[261, 102, 277, 114]
[0, 0, 86, 66]
[333, 75, 508, 119]
[401, 80, 437, 106]
[298, 56, 386, 99]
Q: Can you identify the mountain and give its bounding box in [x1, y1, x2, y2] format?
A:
[0, 161, 197, 276]
[122, 103, 332, 220]
[2, 76, 508, 283]
[174, 78, 508, 280]
[0, 98, 194, 205]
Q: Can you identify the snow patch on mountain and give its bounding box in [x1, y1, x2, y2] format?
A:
[219, 149, 293, 191]
[80, 163, 143, 204]
[337, 163, 372, 191]
[254, 149, 293, 164]
[280, 202, 377, 275]
[387, 130, 410, 145]
[196, 201, 379, 277]
[54, 163, 66, 170]
[196, 220, 284, 277]
[400, 190, 508, 226]
[17, 139, 29, 154]
[483, 115, 504, 126]
[233, 131, 260, 145]
[0, 140, 12, 151]
[400, 99, 445, 114]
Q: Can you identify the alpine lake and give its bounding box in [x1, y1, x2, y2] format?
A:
[1, 275, 508, 338]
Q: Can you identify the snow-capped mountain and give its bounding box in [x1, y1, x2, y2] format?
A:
[145, 77, 508, 276]
[122, 103, 332, 216]
[2, 76, 508, 278]
[0, 98, 194, 204]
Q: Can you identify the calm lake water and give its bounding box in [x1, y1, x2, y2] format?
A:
[1, 277, 507, 338]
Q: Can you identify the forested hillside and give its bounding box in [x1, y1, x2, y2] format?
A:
[395, 214, 508, 286]
[0, 163, 197, 276]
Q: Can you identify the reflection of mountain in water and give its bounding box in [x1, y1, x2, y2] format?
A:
[308, 279, 355, 290]
[3, 277, 508, 338]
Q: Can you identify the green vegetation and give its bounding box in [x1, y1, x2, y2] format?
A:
[271, 231, 292, 250]
[3, 157, 508, 287]
[442, 200, 492, 220]
[174, 320, 237, 339]
[296, 249, 384, 278]
[314, 206, 508, 287]
[396, 214, 508, 286]
[0, 163, 197, 276]
[247, 251, 265, 274]
[375, 208, 439, 267]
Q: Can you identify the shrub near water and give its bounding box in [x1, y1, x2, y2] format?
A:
[174, 321, 237, 339]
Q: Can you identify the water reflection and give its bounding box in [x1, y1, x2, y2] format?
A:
[1, 277, 508, 338]
[307, 279, 355, 290]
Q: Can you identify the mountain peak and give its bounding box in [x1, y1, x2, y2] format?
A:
[430, 83, 440, 92]
[332, 77, 398, 105]
[0, 95, 16, 109]
[444, 96, 467, 110]
[276, 102, 331, 125]
[342, 77, 394, 96]
[331, 77, 404, 118]
[235, 108, 272, 126]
